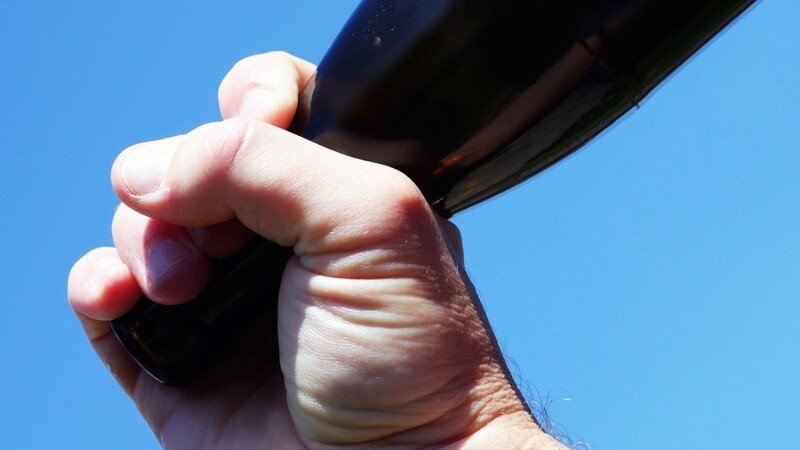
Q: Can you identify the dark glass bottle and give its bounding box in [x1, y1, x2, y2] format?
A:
[111, 0, 757, 385]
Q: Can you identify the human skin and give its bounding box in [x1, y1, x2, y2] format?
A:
[67, 52, 566, 449]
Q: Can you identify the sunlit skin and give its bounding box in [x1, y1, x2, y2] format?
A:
[68, 52, 566, 449]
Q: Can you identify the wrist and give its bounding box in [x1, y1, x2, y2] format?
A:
[442, 364, 566, 450]
[453, 410, 566, 450]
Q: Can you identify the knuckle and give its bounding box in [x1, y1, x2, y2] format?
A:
[230, 51, 293, 78]
[219, 51, 294, 113]
[376, 165, 427, 208]
[258, 50, 293, 66]
[359, 164, 433, 226]
[170, 119, 259, 204]
[203, 118, 256, 178]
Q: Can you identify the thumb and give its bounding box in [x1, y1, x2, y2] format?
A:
[217, 51, 316, 128]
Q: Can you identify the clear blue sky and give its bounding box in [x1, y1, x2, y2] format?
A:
[1, 1, 797, 449]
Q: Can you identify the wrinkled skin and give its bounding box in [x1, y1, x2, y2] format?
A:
[68, 52, 565, 449]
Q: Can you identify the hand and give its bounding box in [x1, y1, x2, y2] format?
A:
[68, 52, 564, 449]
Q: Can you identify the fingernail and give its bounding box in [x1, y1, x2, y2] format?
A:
[240, 88, 273, 118]
[119, 146, 172, 196]
[147, 238, 194, 283]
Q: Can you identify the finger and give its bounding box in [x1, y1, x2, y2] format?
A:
[187, 219, 253, 259]
[206, 52, 316, 259]
[438, 218, 465, 263]
[218, 51, 316, 127]
[112, 204, 211, 304]
[68, 247, 142, 322]
[68, 247, 143, 394]
[112, 119, 439, 258]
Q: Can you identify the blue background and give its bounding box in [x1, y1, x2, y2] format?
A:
[0, 1, 796, 448]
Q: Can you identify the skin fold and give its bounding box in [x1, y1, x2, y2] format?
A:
[68, 52, 566, 449]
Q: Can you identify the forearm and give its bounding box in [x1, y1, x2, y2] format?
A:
[282, 259, 565, 449]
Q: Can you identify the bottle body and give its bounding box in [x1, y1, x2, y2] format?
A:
[302, 0, 756, 214]
[111, 0, 757, 385]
